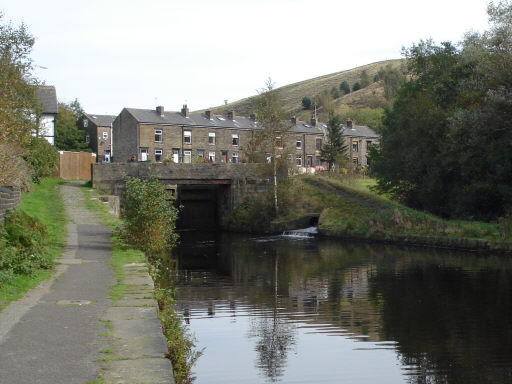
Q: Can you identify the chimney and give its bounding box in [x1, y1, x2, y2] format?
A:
[347, 119, 353, 129]
[181, 104, 189, 117]
[250, 113, 256, 121]
[156, 106, 164, 116]
[291, 116, 298, 125]
[227, 110, 235, 120]
[310, 116, 317, 126]
[205, 110, 213, 120]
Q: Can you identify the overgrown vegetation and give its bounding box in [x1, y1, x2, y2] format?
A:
[0, 178, 66, 310]
[371, 1, 512, 221]
[111, 176, 200, 383]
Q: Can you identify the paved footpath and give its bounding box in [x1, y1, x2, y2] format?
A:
[0, 181, 173, 384]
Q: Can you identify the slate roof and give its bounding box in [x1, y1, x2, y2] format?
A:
[125, 108, 260, 130]
[288, 120, 326, 135]
[36, 86, 58, 114]
[341, 124, 379, 139]
[83, 113, 116, 127]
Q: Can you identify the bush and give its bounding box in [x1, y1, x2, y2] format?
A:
[119, 175, 179, 254]
[352, 82, 361, 92]
[0, 210, 52, 284]
[24, 137, 59, 183]
[301, 96, 312, 110]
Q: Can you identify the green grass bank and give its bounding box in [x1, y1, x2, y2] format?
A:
[0, 178, 67, 311]
[228, 175, 512, 253]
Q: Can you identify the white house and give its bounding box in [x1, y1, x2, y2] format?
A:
[35, 86, 58, 145]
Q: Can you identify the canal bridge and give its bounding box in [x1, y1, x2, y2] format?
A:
[91, 163, 271, 230]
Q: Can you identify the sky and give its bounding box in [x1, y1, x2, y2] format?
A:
[3, 0, 491, 116]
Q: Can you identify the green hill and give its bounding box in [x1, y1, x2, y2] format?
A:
[203, 59, 403, 120]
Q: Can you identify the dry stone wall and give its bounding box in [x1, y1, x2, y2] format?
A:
[0, 187, 21, 224]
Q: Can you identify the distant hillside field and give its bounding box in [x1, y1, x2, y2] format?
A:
[203, 59, 403, 119]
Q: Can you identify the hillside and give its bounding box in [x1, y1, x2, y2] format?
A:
[204, 59, 403, 120]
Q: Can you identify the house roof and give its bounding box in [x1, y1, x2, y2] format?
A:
[83, 113, 116, 127]
[36, 86, 58, 114]
[287, 120, 326, 135]
[125, 108, 260, 130]
[341, 124, 379, 139]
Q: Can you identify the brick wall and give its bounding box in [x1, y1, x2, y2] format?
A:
[0, 186, 21, 224]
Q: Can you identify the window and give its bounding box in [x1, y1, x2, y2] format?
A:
[208, 151, 216, 163]
[83, 119, 88, 127]
[197, 149, 205, 159]
[183, 150, 191, 163]
[296, 156, 302, 166]
[316, 156, 321, 166]
[353, 157, 358, 165]
[366, 140, 373, 150]
[103, 131, 108, 140]
[232, 151, 239, 163]
[184, 130, 191, 144]
[140, 148, 148, 161]
[85, 134, 90, 143]
[172, 149, 179, 163]
[155, 129, 162, 142]
[296, 139, 302, 149]
[155, 149, 163, 162]
[316, 138, 322, 150]
[232, 134, 239, 146]
[352, 141, 358, 152]
[209, 132, 216, 145]
[275, 137, 283, 148]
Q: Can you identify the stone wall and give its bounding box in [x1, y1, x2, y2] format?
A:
[0, 186, 21, 224]
[92, 163, 271, 227]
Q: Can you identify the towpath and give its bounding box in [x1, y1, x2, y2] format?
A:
[0, 181, 173, 383]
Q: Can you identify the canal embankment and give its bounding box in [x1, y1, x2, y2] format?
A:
[0, 181, 174, 384]
[227, 175, 512, 253]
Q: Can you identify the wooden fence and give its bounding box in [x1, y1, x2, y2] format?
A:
[54, 151, 96, 180]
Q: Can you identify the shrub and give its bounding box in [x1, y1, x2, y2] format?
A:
[119, 175, 179, 254]
[24, 137, 59, 183]
[301, 96, 312, 110]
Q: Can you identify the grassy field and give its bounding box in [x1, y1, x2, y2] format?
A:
[0, 178, 67, 311]
[204, 59, 403, 117]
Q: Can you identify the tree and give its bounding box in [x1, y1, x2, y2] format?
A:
[352, 82, 361, 92]
[372, 1, 512, 220]
[321, 115, 348, 171]
[55, 101, 90, 151]
[330, 86, 340, 99]
[360, 70, 370, 88]
[301, 96, 312, 110]
[340, 80, 350, 95]
[0, 13, 39, 188]
[24, 136, 58, 183]
[249, 78, 289, 216]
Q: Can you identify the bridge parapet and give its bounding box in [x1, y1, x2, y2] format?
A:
[92, 163, 272, 228]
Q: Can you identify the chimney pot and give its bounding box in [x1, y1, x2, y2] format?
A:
[291, 116, 298, 125]
[205, 110, 213, 120]
[181, 104, 189, 117]
[156, 106, 164, 116]
[347, 119, 353, 128]
[311, 117, 317, 126]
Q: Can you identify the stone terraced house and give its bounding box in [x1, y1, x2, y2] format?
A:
[77, 113, 116, 162]
[112, 105, 378, 167]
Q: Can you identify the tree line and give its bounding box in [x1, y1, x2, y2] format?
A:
[371, 1, 512, 221]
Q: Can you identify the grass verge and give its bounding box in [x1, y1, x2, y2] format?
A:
[0, 178, 67, 311]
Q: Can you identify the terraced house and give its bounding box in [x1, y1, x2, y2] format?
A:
[112, 105, 324, 165]
[111, 105, 378, 167]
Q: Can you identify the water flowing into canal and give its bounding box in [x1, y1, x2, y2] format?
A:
[170, 232, 512, 384]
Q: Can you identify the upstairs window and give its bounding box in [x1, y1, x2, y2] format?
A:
[275, 136, 283, 148]
[103, 131, 108, 140]
[209, 132, 216, 145]
[352, 141, 358, 152]
[316, 138, 322, 150]
[155, 129, 162, 142]
[232, 134, 239, 146]
[83, 119, 88, 127]
[296, 139, 302, 150]
[184, 130, 192, 144]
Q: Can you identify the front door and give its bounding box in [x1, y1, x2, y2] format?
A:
[221, 150, 228, 163]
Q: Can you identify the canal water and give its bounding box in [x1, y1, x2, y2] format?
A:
[171, 232, 512, 384]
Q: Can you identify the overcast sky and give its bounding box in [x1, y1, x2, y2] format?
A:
[4, 0, 491, 116]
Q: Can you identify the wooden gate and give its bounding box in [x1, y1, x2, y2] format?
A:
[55, 151, 96, 179]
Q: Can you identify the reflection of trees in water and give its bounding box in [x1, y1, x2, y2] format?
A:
[369, 262, 512, 384]
[248, 313, 297, 382]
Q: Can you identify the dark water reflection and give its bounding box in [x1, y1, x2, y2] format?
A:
[170, 232, 512, 383]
